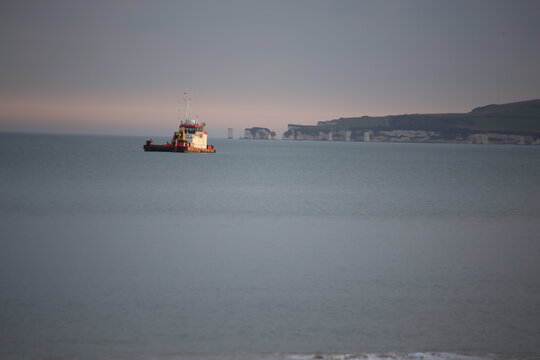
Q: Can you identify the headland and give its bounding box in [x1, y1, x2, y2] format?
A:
[283, 99, 540, 145]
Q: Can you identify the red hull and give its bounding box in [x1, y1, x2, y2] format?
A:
[143, 141, 216, 153]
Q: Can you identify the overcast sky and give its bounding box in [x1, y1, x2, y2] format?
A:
[1, 0, 539, 137]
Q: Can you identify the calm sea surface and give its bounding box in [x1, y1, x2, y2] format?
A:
[1, 133, 539, 360]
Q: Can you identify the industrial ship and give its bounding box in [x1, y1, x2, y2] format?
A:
[143, 92, 216, 153]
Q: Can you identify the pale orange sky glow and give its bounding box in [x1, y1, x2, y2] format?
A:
[0, 92, 346, 137]
[1, 90, 531, 138]
[0, 89, 503, 137]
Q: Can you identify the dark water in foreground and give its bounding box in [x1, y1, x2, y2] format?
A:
[1, 133, 540, 360]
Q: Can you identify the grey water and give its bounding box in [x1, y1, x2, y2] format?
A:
[1, 132, 540, 360]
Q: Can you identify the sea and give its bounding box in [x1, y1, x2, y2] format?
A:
[1, 132, 540, 360]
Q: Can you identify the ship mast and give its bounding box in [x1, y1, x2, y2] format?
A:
[183, 90, 191, 122]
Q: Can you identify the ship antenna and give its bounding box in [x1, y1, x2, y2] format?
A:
[177, 101, 182, 125]
[183, 90, 191, 122]
[177, 97, 184, 130]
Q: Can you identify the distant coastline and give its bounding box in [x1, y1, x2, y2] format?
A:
[243, 127, 276, 140]
[283, 99, 540, 145]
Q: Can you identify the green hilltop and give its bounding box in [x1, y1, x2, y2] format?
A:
[322, 99, 540, 133]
